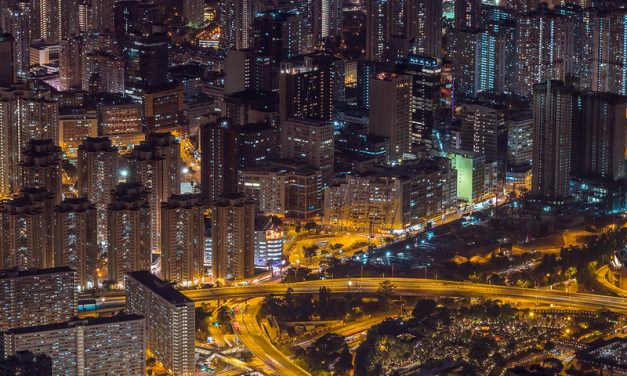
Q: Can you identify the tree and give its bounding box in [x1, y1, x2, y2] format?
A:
[303, 245, 318, 262]
[305, 333, 352, 375]
[411, 299, 437, 319]
[377, 280, 396, 310]
[102, 280, 116, 290]
[216, 306, 232, 331]
[304, 221, 318, 232]
[330, 243, 343, 251]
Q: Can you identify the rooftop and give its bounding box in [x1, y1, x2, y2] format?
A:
[0, 266, 74, 280]
[126, 271, 193, 306]
[3, 314, 144, 335]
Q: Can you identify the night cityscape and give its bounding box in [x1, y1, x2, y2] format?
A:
[0, 0, 627, 375]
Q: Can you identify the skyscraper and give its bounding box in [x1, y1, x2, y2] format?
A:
[589, 8, 627, 95]
[531, 80, 574, 199]
[125, 271, 195, 376]
[59, 0, 80, 39]
[455, 0, 482, 30]
[219, 0, 254, 50]
[462, 102, 508, 185]
[19, 139, 62, 204]
[123, 31, 169, 97]
[212, 195, 255, 280]
[409, 0, 442, 57]
[83, 52, 125, 94]
[90, 0, 115, 32]
[449, 28, 481, 98]
[366, 0, 391, 62]
[369, 72, 412, 165]
[515, 5, 568, 96]
[107, 183, 152, 284]
[182, 0, 204, 25]
[571, 92, 627, 182]
[312, 0, 342, 45]
[59, 36, 82, 91]
[0, 267, 76, 331]
[160, 194, 206, 285]
[54, 198, 98, 290]
[37, 0, 61, 43]
[279, 56, 332, 123]
[396, 55, 442, 149]
[280, 118, 334, 188]
[77, 137, 119, 251]
[253, 10, 306, 61]
[200, 118, 240, 203]
[128, 133, 181, 253]
[0, 87, 58, 197]
[0, 31, 15, 87]
[2, 7, 29, 79]
[0, 188, 55, 270]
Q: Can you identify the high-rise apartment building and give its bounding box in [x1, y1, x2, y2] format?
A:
[410, 0, 442, 57]
[0, 188, 56, 270]
[281, 118, 334, 188]
[95, 99, 144, 151]
[516, 5, 568, 96]
[200, 118, 240, 203]
[160, 194, 206, 285]
[312, 0, 342, 45]
[396, 55, 442, 149]
[0, 31, 15, 87]
[0, 86, 58, 197]
[279, 56, 332, 124]
[324, 158, 457, 231]
[128, 133, 181, 253]
[239, 165, 289, 215]
[59, 0, 80, 39]
[455, 0, 482, 30]
[54, 198, 98, 290]
[507, 109, 534, 171]
[449, 28, 481, 98]
[19, 139, 62, 204]
[531, 80, 574, 199]
[83, 52, 125, 94]
[462, 102, 508, 184]
[220, 0, 254, 50]
[366, 0, 391, 62]
[0, 267, 77, 331]
[0, 315, 145, 376]
[212, 195, 255, 280]
[77, 137, 119, 250]
[125, 271, 195, 376]
[2, 7, 29, 79]
[253, 10, 305, 61]
[107, 183, 152, 284]
[590, 8, 627, 95]
[59, 36, 82, 91]
[123, 31, 169, 97]
[369, 72, 412, 165]
[90, 0, 115, 32]
[571, 92, 627, 182]
[183, 0, 204, 25]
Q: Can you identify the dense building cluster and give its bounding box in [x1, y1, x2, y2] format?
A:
[0, 0, 625, 373]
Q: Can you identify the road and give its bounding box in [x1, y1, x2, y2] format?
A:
[231, 298, 310, 376]
[181, 278, 627, 313]
[94, 277, 627, 375]
[99, 277, 627, 312]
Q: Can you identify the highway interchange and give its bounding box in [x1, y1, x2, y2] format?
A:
[95, 277, 627, 375]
